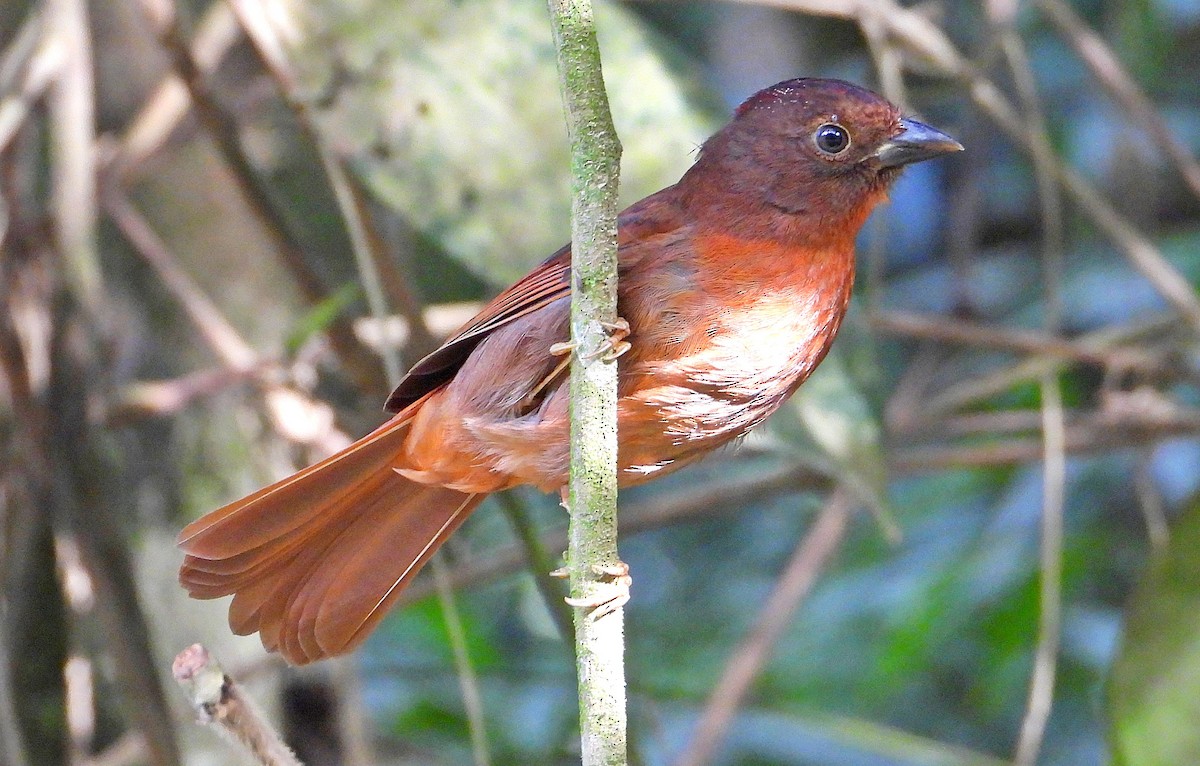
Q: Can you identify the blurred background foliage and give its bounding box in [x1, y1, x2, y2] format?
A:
[2, 0, 1200, 765]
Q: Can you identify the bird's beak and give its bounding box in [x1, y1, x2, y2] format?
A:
[873, 118, 963, 168]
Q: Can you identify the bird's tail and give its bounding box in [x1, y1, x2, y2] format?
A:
[178, 411, 484, 664]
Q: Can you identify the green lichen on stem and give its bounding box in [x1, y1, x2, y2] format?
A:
[545, 0, 626, 764]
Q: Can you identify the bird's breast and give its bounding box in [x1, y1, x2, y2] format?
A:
[618, 243, 856, 475]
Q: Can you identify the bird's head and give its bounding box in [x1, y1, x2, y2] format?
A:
[683, 78, 962, 245]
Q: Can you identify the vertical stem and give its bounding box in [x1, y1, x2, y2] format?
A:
[46, 0, 101, 312]
[993, 11, 1066, 764]
[544, 2, 625, 765]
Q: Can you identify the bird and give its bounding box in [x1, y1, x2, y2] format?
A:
[178, 77, 962, 664]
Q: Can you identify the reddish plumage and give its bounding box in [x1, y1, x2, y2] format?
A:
[179, 78, 961, 664]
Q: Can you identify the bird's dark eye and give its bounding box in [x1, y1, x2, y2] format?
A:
[814, 123, 850, 155]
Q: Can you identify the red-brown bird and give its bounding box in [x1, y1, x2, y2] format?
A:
[179, 78, 961, 664]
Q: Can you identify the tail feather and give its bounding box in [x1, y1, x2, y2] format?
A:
[178, 408, 428, 558]
[178, 405, 486, 664]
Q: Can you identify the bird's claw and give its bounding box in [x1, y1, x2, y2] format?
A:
[549, 318, 631, 363]
[563, 562, 631, 619]
[590, 318, 632, 362]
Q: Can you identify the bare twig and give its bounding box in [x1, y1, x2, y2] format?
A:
[319, 147, 404, 384]
[102, 183, 351, 453]
[891, 404, 1200, 472]
[1015, 370, 1065, 766]
[173, 644, 302, 766]
[1133, 450, 1169, 548]
[248, 3, 490, 748]
[222, 0, 439, 365]
[993, 13, 1066, 762]
[46, 0, 101, 311]
[400, 466, 827, 605]
[910, 313, 1175, 420]
[107, 365, 266, 423]
[497, 492, 574, 639]
[102, 187, 256, 369]
[673, 489, 852, 766]
[871, 311, 1112, 365]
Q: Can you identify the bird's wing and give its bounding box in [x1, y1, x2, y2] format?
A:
[384, 185, 685, 412]
[384, 246, 571, 411]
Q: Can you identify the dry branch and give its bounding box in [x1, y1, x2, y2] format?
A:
[173, 644, 302, 766]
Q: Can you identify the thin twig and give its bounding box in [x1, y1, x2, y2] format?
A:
[46, 0, 101, 312]
[173, 644, 302, 766]
[102, 187, 256, 369]
[251, 6, 492, 749]
[107, 365, 266, 423]
[318, 146, 403, 384]
[1016, 370, 1065, 766]
[222, 0, 440, 366]
[871, 310, 1111, 366]
[102, 183, 350, 454]
[891, 405, 1200, 472]
[994, 13, 1066, 763]
[133, 0, 382, 390]
[673, 489, 852, 766]
[400, 466, 827, 605]
[0, 8, 64, 154]
[909, 313, 1175, 420]
[1133, 450, 1169, 548]
[0, 5, 44, 92]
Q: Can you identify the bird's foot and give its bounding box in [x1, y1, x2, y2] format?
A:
[547, 317, 631, 363]
[563, 562, 631, 619]
[528, 319, 630, 410]
[591, 318, 632, 362]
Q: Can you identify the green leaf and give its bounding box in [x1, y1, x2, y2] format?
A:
[1109, 497, 1200, 766]
[286, 0, 716, 283]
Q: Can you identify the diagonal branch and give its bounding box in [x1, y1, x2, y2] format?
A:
[132, 0, 383, 391]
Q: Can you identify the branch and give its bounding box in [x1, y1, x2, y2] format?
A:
[545, 0, 626, 763]
[173, 644, 302, 766]
[133, 0, 384, 392]
[46, 0, 100, 312]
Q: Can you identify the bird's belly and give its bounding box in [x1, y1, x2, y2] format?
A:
[618, 298, 842, 479]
